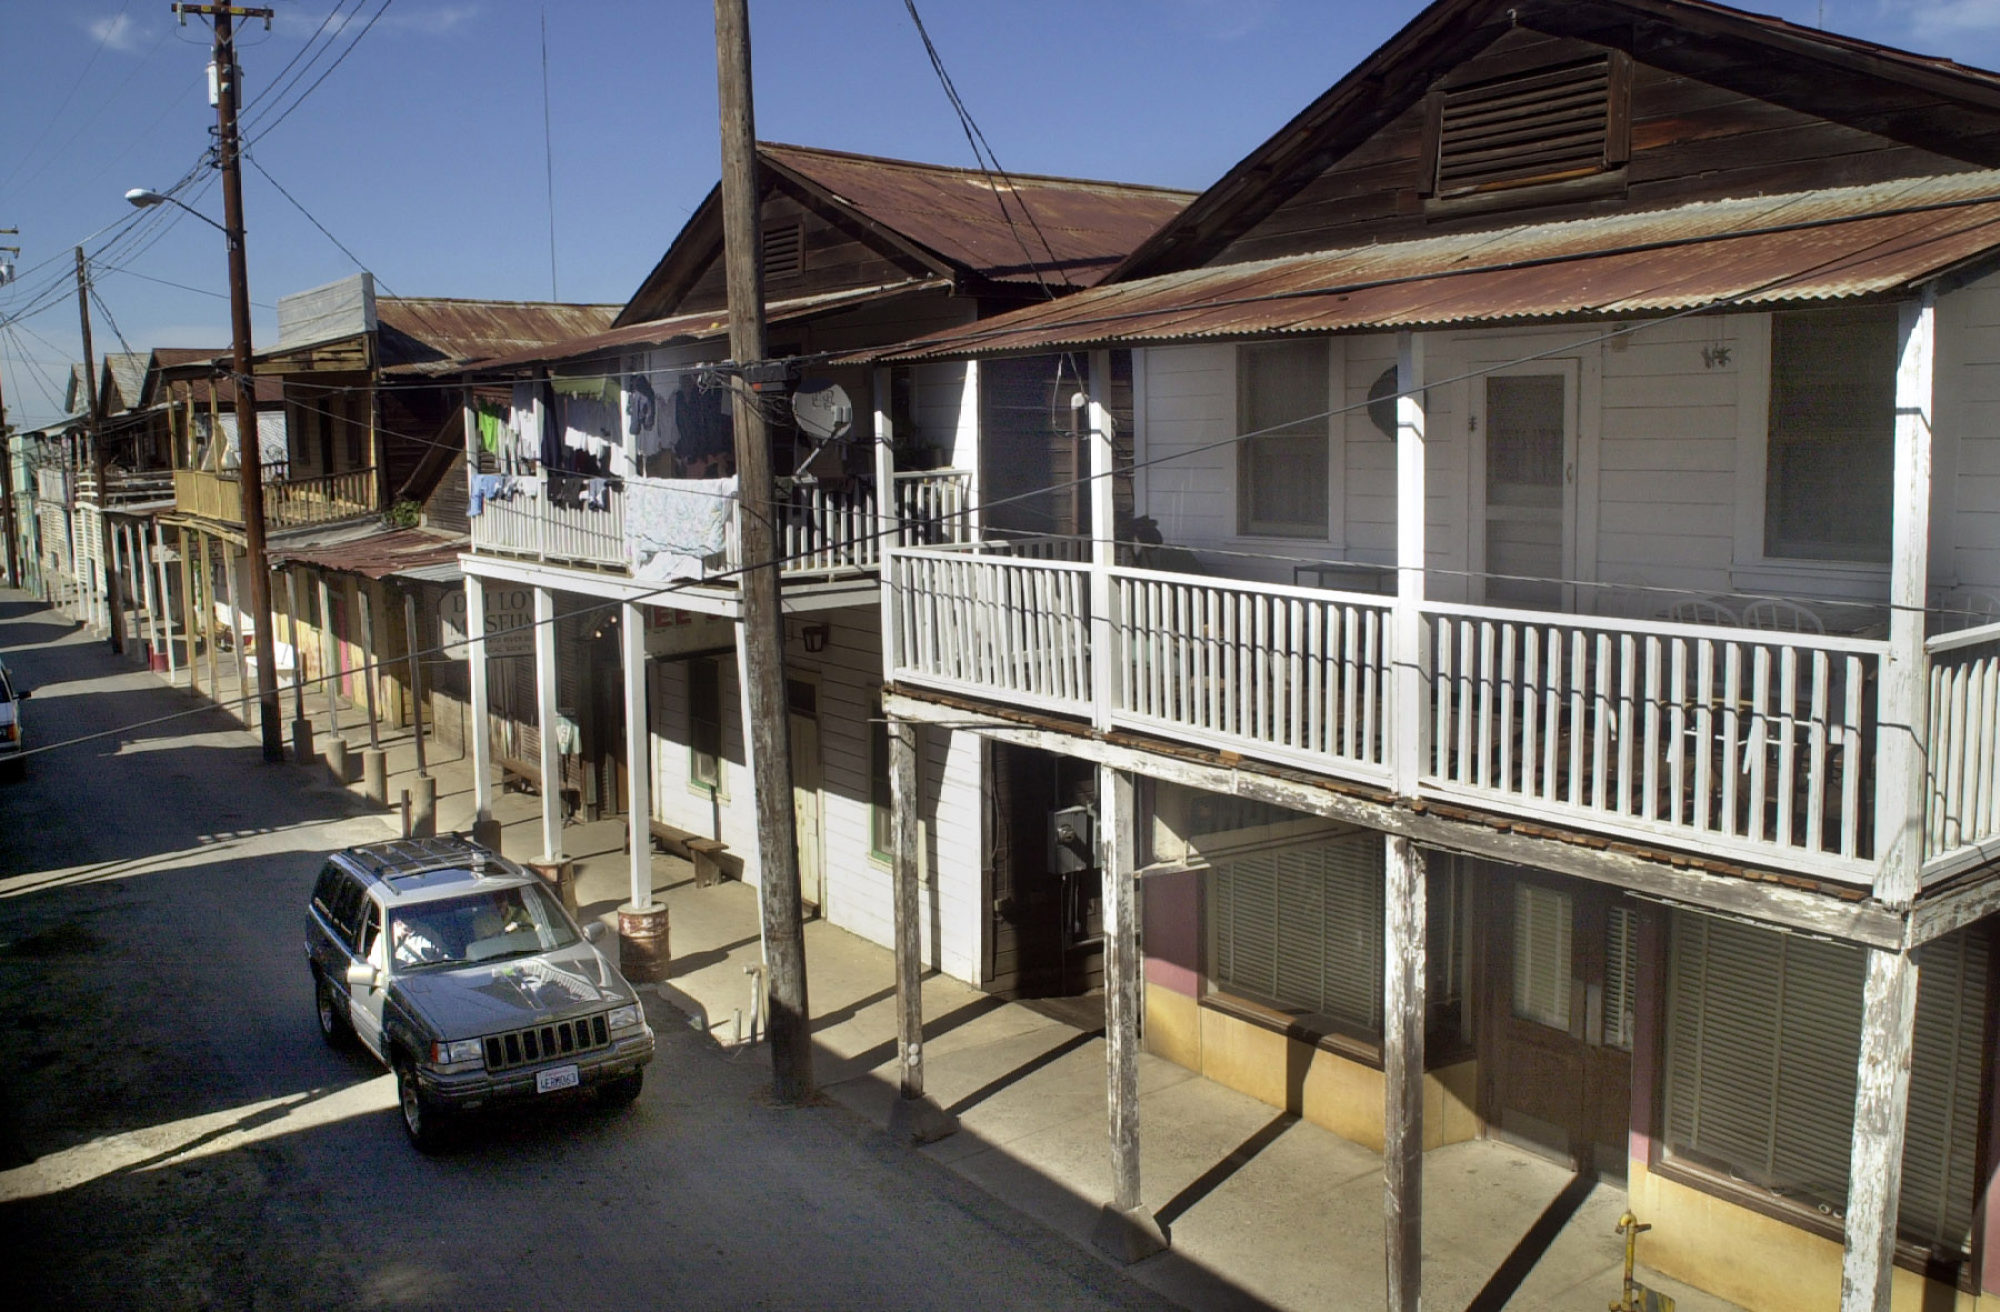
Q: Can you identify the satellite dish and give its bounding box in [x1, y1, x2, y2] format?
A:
[791, 379, 853, 442]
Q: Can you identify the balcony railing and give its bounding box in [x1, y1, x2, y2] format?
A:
[473, 468, 976, 581]
[173, 465, 377, 528]
[887, 541, 1942, 885]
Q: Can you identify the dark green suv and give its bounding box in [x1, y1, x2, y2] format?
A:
[304, 836, 655, 1151]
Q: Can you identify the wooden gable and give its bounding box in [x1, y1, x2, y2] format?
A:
[1128, 0, 2000, 276]
[618, 175, 946, 326]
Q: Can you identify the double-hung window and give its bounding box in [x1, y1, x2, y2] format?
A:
[1764, 305, 1897, 562]
[1237, 341, 1330, 538]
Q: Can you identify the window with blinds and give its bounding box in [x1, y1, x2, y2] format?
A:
[1512, 884, 1573, 1031]
[1604, 905, 1637, 1052]
[1662, 913, 1988, 1254]
[1211, 832, 1385, 1038]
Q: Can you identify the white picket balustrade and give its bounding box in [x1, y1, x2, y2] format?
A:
[1422, 604, 1880, 877]
[1924, 620, 2000, 872]
[1111, 569, 1391, 783]
[891, 545, 1092, 716]
[468, 473, 626, 570]
[893, 470, 973, 547]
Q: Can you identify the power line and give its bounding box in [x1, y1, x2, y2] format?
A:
[244, 0, 395, 145]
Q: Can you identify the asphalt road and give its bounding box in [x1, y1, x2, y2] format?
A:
[0, 594, 1174, 1311]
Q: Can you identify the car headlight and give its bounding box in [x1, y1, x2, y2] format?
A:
[428, 1038, 483, 1065]
[607, 1004, 642, 1031]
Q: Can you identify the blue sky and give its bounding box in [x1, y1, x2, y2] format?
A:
[2, 0, 1995, 428]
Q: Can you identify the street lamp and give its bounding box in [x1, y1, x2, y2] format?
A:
[125, 170, 283, 762]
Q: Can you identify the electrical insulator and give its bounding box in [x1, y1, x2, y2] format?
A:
[207, 61, 221, 107]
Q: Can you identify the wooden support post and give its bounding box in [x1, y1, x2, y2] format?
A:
[885, 716, 957, 1144]
[1087, 350, 1117, 733]
[1091, 764, 1166, 1263]
[357, 583, 381, 750]
[317, 574, 340, 736]
[153, 521, 176, 680]
[403, 588, 427, 778]
[286, 568, 312, 764]
[1383, 835, 1427, 1312]
[534, 584, 563, 863]
[1392, 332, 1428, 798]
[873, 367, 901, 672]
[1839, 948, 1919, 1312]
[466, 576, 497, 848]
[184, 530, 203, 694]
[1876, 290, 1935, 911]
[223, 545, 247, 718]
[622, 601, 652, 911]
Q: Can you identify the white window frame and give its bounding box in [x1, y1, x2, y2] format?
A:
[1231, 338, 1344, 545]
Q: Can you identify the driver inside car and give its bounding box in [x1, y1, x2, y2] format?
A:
[391, 915, 447, 968]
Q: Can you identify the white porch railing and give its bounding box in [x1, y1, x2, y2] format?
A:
[469, 472, 627, 570]
[1924, 620, 2000, 875]
[1422, 605, 1880, 880]
[887, 544, 1906, 883]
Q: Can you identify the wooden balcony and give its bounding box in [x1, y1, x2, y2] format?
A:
[173, 466, 377, 529]
[884, 540, 2000, 889]
[470, 468, 975, 581]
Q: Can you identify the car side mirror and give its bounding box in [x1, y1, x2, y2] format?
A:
[345, 961, 380, 990]
[584, 922, 607, 945]
[15, 688, 30, 700]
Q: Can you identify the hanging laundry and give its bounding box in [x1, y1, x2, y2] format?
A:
[508, 382, 543, 463]
[559, 395, 618, 465]
[552, 375, 617, 405]
[476, 405, 504, 455]
[624, 476, 737, 582]
[625, 372, 661, 454]
[581, 478, 610, 511]
[467, 472, 520, 518]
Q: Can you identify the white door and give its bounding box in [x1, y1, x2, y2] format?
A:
[350, 898, 388, 1059]
[788, 678, 825, 912]
[1475, 363, 1579, 610]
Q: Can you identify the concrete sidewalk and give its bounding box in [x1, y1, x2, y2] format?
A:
[186, 655, 1736, 1312]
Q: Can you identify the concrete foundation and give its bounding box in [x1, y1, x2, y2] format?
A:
[410, 774, 437, 838]
[361, 748, 387, 806]
[1091, 1203, 1169, 1265]
[324, 737, 349, 786]
[885, 1094, 960, 1146]
[290, 718, 314, 767]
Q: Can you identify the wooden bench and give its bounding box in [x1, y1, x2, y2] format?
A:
[495, 753, 580, 823]
[624, 818, 730, 886]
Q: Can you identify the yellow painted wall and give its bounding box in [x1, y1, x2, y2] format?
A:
[1143, 982, 1479, 1152]
[1629, 1158, 1978, 1312]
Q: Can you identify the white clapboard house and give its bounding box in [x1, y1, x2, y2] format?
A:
[853, 1, 2000, 1308]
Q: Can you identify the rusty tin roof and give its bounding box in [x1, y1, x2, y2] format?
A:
[375, 298, 620, 376]
[863, 171, 2000, 362]
[270, 527, 467, 582]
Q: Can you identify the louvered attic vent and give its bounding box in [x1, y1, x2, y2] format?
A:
[763, 222, 804, 279]
[1432, 56, 1615, 197]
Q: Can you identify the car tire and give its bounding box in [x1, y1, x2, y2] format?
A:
[314, 970, 354, 1049]
[395, 1057, 455, 1154]
[598, 1070, 643, 1110]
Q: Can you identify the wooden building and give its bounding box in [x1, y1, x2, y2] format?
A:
[855, 2, 2000, 1309]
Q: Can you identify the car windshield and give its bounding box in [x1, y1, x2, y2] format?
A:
[387, 884, 579, 972]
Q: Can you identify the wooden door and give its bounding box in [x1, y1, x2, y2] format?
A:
[1485, 873, 1636, 1177]
[1476, 364, 1577, 610]
[787, 677, 824, 911]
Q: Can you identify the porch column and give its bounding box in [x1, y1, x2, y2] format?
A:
[136, 523, 161, 666]
[152, 521, 176, 681]
[1087, 349, 1118, 732]
[1091, 763, 1167, 1262]
[885, 716, 956, 1144]
[285, 569, 310, 763]
[534, 584, 563, 863]
[1876, 289, 1935, 911]
[732, 617, 765, 927]
[184, 530, 204, 694]
[872, 367, 901, 673]
[107, 520, 124, 650]
[317, 574, 340, 736]
[1839, 948, 1920, 1312]
[465, 577, 498, 848]
[223, 543, 248, 718]
[1383, 835, 1427, 1312]
[621, 601, 653, 910]
[1391, 332, 1428, 797]
[357, 583, 381, 749]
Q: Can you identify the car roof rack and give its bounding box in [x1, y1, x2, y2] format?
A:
[347, 834, 496, 882]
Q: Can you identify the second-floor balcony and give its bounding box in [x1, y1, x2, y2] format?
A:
[469, 468, 975, 582]
[885, 538, 2000, 891]
[173, 466, 378, 530]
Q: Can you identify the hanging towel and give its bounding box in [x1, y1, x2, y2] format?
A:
[624, 476, 737, 582]
[559, 395, 618, 463]
[509, 382, 542, 463]
[582, 478, 610, 511]
[625, 372, 661, 454]
[476, 406, 503, 455]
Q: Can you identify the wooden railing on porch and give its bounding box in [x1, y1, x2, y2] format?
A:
[174, 465, 375, 528]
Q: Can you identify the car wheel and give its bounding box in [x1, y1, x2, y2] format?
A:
[598, 1070, 643, 1110]
[395, 1057, 454, 1154]
[314, 970, 354, 1049]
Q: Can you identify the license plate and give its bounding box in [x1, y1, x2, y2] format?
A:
[536, 1064, 580, 1094]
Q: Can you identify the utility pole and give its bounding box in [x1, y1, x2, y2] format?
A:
[76, 247, 124, 653]
[180, 2, 281, 759]
[0, 229, 19, 591]
[714, 0, 813, 1102]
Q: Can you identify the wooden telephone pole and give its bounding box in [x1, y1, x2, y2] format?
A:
[714, 0, 814, 1102]
[177, 2, 282, 759]
[76, 248, 123, 653]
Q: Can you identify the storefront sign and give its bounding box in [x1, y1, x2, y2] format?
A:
[440, 585, 535, 660]
[644, 605, 733, 658]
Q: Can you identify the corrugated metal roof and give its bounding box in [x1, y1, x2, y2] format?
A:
[764, 144, 1195, 290]
[270, 527, 467, 582]
[468, 279, 953, 374]
[376, 298, 620, 375]
[866, 171, 2000, 361]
